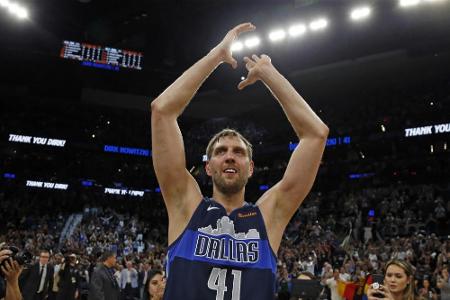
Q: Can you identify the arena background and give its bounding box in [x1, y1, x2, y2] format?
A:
[1, 0, 449, 299]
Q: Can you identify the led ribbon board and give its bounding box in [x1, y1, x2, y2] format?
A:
[289, 136, 351, 151]
[404, 122, 450, 137]
[26, 180, 69, 190]
[60, 40, 143, 71]
[9, 134, 66, 147]
[104, 187, 145, 197]
[104, 145, 150, 157]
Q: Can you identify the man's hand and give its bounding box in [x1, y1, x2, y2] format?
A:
[212, 22, 256, 69]
[0, 248, 13, 265]
[0, 258, 23, 283]
[238, 54, 273, 90]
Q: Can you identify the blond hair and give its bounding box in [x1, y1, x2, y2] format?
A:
[205, 128, 253, 161]
[384, 259, 418, 300]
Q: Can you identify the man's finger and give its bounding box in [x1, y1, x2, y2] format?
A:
[238, 78, 254, 90]
[251, 54, 260, 62]
[4, 258, 13, 271]
[243, 57, 256, 69]
[0, 249, 12, 257]
[225, 55, 238, 69]
[231, 58, 238, 69]
[243, 56, 254, 63]
[11, 260, 20, 271]
[233, 22, 256, 35]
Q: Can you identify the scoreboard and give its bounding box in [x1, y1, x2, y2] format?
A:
[60, 40, 143, 71]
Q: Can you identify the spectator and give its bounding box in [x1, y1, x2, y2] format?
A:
[88, 251, 120, 300]
[120, 261, 138, 300]
[19, 249, 54, 300]
[143, 270, 165, 300]
[56, 254, 79, 300]
[322, 268, 344, 300]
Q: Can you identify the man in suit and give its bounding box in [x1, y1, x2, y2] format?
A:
[137, 262, 150, 300]
[120, 261, 138, 300]
[88, 251, 120, 300]
[19, 249, 54, 300]
[56, 254, 79, 300]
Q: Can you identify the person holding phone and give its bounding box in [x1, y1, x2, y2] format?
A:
[367, 259, 419, 300]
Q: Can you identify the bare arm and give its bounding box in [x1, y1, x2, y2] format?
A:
[240, 55, 328, 252]
[1, 259, 23, 300]
[151, 23, 255, 244]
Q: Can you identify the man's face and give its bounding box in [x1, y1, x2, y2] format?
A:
[206, 136, 254, 195]
[39, 252, 50, 266]
[106, 255, 117, 267]
[333, 269, 340, 279]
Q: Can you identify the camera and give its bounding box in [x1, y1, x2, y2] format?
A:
[64, 253, 78, 265]
[0, 245, 33, 273]
[372, 274, 385, 298]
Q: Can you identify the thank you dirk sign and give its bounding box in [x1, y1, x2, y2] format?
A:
[404, 122, 450, 137]
[8, 134, 66, 147]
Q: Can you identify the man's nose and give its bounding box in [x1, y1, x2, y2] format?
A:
[224, 151, 236, 161]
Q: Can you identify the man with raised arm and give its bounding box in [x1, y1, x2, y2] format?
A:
[151, 23, 329, 300]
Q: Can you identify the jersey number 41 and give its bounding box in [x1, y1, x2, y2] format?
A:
[207, 267, 242, 300]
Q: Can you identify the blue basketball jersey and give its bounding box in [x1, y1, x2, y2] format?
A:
[163, 197, 277, 300]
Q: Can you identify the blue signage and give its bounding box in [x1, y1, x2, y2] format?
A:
[289, 136, 351, 151]
[104, 145, 151, 157]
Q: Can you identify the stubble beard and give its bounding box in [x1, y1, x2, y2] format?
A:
[212, 172, 249, 195]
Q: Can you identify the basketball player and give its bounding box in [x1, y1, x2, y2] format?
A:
[151, 23, 329, 300]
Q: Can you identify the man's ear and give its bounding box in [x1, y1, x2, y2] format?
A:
[205, 161, 212, 176]
[249, 160, 254, 177]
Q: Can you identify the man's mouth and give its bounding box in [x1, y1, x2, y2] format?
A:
[223, 168, 237, 174]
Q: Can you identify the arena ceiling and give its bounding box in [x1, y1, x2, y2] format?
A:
[0, 0, 450, 121]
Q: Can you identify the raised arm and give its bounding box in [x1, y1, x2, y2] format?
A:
[151, 23, 255, 244]
[240, 55, 329, 252]
[1, 259, 23, 300]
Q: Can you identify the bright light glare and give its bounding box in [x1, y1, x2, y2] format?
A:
[244, 37, 260, 48]
[399, 0, 421, 7]
[231, 42, 244, 52]
[350, 6, 371, 21]
[7, 2, 19, 13]
[15, 6, 27, 18]
[309, 18, 328, 31]
[268, 29, 286, 42]
[288, 24, 307, 37]
[1, 0, 28, 19]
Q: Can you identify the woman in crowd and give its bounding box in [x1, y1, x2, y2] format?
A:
[436, 267, 450, 299]
[367, 259, 419, 300]
[143, 270, 165, 300]
[417, 277, 437, 300]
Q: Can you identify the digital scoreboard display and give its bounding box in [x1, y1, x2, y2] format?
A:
[60, 40, 143, 71]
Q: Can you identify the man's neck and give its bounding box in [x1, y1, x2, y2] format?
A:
[212, 188, 246, 214]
